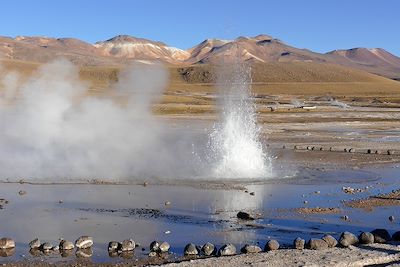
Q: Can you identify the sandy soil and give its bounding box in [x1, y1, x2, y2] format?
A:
[161, 243, 400, 267]
[345, 189, 400, 211]
[293, 207, 342, 215]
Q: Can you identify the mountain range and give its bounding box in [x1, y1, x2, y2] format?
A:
[0, 34, 399, 80]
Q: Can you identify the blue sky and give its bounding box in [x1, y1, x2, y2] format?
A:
[1, 0, 399, 55]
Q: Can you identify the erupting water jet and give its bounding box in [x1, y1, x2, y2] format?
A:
[208, 63, 272, 179]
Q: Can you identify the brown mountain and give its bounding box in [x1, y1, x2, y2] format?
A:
[94, 35, 190, 63]
[327, 48, 400, 79]
[186, 35, 400, 79]
[0, 34, 399, 80]
[0, 36, 118, 65]
[186, 34, 328, 64]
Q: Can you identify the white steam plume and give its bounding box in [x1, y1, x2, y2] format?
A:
[0, 59, 203, 181]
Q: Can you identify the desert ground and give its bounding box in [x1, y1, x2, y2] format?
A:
[1, 59, 400, 266]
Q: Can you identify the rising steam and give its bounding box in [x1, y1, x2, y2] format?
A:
[0, 59, 272, 181]
[0, 59, 203, 181]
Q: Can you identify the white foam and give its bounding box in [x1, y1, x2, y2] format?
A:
[208, 65, 272, 179]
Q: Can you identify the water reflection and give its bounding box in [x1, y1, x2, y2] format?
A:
[0, 165, 399, 263]
[76, 248, 93, 258]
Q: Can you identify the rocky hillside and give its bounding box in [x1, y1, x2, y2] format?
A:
[0, 34, 399, 79]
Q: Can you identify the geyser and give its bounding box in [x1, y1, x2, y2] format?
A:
[208, 64, 272, 179]
[0, 58, 271, 181]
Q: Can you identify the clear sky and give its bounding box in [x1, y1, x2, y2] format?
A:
[1, 0, 399, 56]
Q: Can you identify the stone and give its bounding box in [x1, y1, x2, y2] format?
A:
[389, 216, 395, 222]
[392, 231, 400, 241]
[164, 201, 171, 206]
[120, 239, 135, 251]
[29, 248, 42, 257]
[41, 242, 52, 251]
[149, 251, 157, 257]
[61, 249, 73, 258]
[150, 241, 160, 252]
[265, 240, 279, 251]
[0, 238, 15, 249]
[184, 243, 198, 255]
[341, 215, 349, 221]
[241, 244, 262, 253]
[51, 245, 59, 251]
[339, 231, 358, 247]
[108, 241, 120, 251]
[108, 250, 119, 258]
[29, 238, 41, 249]
[308, 239, 329, 250]
[322, 235, 338, 248]
[59, 240, 74, 250]
[218, 243, 236, 256]
[371, 229, 391, 243]
[42, 249, 51, 256]
[75, 236, 93, 249]
[0, 248, 15, 257]
[250, 192, 255, 196]
[359, 232, 374, 244]
[201, 242, 216, 256]
[294, 237, 305, 250]
[159, 241, 170, 252]
[76, 248, 93, 258]
[237, 211, 254, 220]
[18, 190, 27, 195]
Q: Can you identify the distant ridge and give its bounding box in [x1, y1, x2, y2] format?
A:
[0, 34, 399, 79]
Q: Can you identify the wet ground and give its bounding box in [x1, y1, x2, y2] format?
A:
[1, 160, 400, 265]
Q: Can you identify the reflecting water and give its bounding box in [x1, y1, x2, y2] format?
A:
[0, 165, 400, 264]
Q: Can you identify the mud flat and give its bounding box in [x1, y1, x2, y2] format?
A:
[345, 189, 400, 211]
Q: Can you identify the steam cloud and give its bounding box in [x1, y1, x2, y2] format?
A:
[0, 59, 273, 181]
[0, 59, 203, 181]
